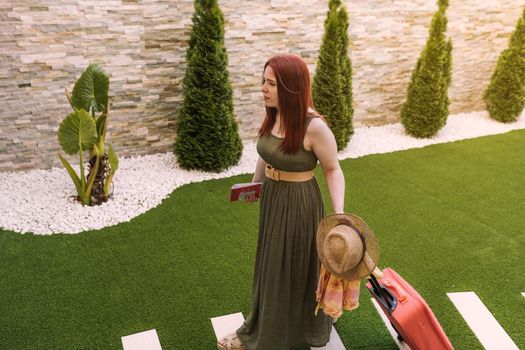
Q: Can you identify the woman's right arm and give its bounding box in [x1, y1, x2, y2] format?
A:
[245, 157, 266, 203]
[252, 157, 267, 183]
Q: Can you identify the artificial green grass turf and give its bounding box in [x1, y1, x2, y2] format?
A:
[0, 129, 523, 349]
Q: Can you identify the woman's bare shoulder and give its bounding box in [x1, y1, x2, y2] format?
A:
[306, 116, 329, 135]
[304, 116, 332, 150]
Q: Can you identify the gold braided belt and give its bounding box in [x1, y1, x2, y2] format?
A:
[265, 164, 314, 182]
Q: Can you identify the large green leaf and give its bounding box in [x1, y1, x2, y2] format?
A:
[58, 109, 98, 155]
[71, 64, 109, 114]
[95, 114, 107, 143]
[58, 153, 84, 196]
[107, 144, 119, 173]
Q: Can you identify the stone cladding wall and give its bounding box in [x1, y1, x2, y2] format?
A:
[0, 0, 523, 171]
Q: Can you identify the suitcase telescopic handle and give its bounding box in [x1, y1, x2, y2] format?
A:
[369, 274, 390, 305]
[369, 274, 397, 313]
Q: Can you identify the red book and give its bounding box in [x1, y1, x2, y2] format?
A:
[230, 182, 262, 201]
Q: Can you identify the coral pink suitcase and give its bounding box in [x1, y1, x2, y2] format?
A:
[366, 268, 454, 350]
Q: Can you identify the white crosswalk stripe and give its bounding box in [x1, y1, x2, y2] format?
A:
[448, 292, 519, 350]
[210, 312, 245, 341]
[121, 329, 162, 350]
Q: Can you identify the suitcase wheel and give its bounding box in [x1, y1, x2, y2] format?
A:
[390, 322, 404, 342]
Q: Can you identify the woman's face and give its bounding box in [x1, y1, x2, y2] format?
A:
[261, 66, 278, 108]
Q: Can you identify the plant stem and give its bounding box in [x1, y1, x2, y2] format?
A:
[79, 145, 85, 190]
[84, 155, 100, 204]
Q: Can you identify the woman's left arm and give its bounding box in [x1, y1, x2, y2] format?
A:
[309, 119, 345, 214]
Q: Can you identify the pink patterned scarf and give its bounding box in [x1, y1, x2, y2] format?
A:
[315, 265, 361, 318]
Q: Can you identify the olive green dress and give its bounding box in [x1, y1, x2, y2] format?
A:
[236, 116, 332, 350]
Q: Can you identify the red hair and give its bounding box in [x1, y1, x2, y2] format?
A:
[258, 54, 315, 154]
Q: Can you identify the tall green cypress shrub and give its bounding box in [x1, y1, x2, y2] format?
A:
[338, 5, 354, 139]
[484, 7, 525, 123]
[400, 1, 452, 138]
[313, 0, 353, 151]
[174, 0, 242, 172]
[441, 40, 453, 120]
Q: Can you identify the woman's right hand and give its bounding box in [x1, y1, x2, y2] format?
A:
[244, 192, 260, 203]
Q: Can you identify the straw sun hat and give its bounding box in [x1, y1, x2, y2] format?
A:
[316, 213, 380, 280]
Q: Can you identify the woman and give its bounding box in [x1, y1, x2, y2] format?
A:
[218, 54, 346, 350]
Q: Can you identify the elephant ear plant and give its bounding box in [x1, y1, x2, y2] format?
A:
[57, 63, 119, 206]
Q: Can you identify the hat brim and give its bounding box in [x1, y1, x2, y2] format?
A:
[316, 213, 379, 280]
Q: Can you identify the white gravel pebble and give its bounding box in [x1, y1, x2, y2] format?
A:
[1, 110, 523, 235]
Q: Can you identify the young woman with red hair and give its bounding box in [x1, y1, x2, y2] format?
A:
[218, 54, 346, 350]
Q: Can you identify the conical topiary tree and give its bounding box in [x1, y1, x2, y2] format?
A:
[440, 39, 453, 122]
[484, 7, 525, 123]
[174, 0, 242, 172]
[400, 1, 453, 138]
[338, 4, 354, 140]
[313, 0, 353, 151]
